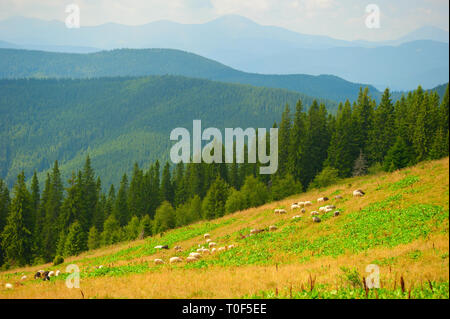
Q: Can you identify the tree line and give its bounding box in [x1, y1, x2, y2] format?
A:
[0, 84, 448, 269]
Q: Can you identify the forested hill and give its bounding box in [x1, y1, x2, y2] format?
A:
[0, 76, 336, 188]
[0, 48, 380, 103]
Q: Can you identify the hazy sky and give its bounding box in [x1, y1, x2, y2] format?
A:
[0, 0, 448, 41]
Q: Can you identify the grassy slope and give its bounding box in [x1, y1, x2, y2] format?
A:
[0, 158, 448, 299]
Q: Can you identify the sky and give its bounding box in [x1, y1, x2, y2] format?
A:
[0, 0, 448, 41]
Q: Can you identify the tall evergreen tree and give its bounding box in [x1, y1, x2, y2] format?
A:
[113, 174, 130, 226]
[1, 172, 33, 266]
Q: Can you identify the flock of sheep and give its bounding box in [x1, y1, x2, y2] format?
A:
[286, 189, 365, 223]
[2, 189, 365, 290]
[152, 233, 236, 265]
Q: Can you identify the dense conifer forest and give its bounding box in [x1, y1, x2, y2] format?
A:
[0, 84, 448, 268]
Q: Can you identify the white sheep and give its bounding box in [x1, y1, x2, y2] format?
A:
[291, 203, 300, 210]
[319, 206, 327, 213]
[298, 202, 305, 208]
[206, 238, 212, 243]
[48, 271, 55, 277]
[353, 190, 365, 197]
[304, 201, 312, 207]
[5, 283, 13, 289]
[335, 195, 343, 200]
[269, 225, 278, 231]
[301, 208, 306, 213]
[218, 247, 226, 252]
[274, 209, 287, 214]
[208, 242, 217, 248]
[21, 275, 27, 281]
[201, 248, 210, 254]
[325, 208, 334, 213]
[211, 248, 217, 253]
[55, 270, 61, 277]
[186, 256, 198, 263]
[204, 233, 211, 239]
[292, 215, 302, 219]
[227, 244, 235, 249]
[189, 252, 201, 259]
[154, 258, 164, 265]
[310, 211, 319, 216]
[169, 257, 183, 264]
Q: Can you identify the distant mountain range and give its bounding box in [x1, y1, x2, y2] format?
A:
[0, 48, 383, 103]
[0, 15, 448, 91]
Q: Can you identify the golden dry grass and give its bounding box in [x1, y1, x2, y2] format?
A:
[0, 158, 448, 299]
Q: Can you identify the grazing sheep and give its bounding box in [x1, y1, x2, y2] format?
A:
[21, 275, 27, 281]
[335, 195, 343, 200]
[326, 205, 336, 210]
[204, 233, 210, 239]
[353, 190, 365, 197]
[301, 208, 306, 213]
[292, 215, 302, 219]
[319, 206, 327, 213]
[196, 248, 203, 252]
[298, 202, 305, 208]
[211, 248, 217, 253]
[42, 271, 50, 281]
[186, 256, 198, 263]
[201, 248, 210, 254]
[291, 203, 300, 210]
[274, 209, 287, 214]
[250, 229, 264, 235]
[334, 211, 340, 217]
[227, 244, 235, 249]
[169, 257, 183, 264]
[5, 283, 13, 289]
[317, 197, 329, 202]
[174, 245, 182, 251]
[189, 252, 201, 259]
[312, 216, 321, 223]
[269, 225, 278, 231]
[48, 271, 55, 277]
[325, 208, 334, 213]
[310, 211, 319, 216]
[304, 201, 312, 207]
[154, 258, 164, 265]
[206, 238, 212, 243]
[55, 270, 61, 277]
[218, 247, 226, 252]
[208, 242, 217, 248]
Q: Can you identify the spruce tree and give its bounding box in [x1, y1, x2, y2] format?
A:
[1, 172, 33, 266]
[64, 221, 86, 256]
[113, 174, 130, 226]
[161, 162, 174, 204]
[87, 226, 101, 250]
[153, 201, 176, 234]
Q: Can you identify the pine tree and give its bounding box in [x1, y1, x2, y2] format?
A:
[278, 104, 291, 176]
[368, 88, 395, 163]
[30, 171, 40, 233]
[353, 87, 374, 153]
[429, 128, 448, 160]
[202, 176, 230, 220]
[383, 136, 413, 172]
[87, 226, 101, 250]
[288, 99, 307, 184]
[81, 156, 98, 232]
[42, 161, 64, 261]
[353, 150, 368, 177]
[101, 215, 122, 246]
[153, 201, 176, 234]
[0, 178, 10, 233]
[161, 162, 174, 204]
[139, 215, 152, 238]
[64, 221, 86, 257]
[113, 174, 130, 226]
[128, 162, 144, 218]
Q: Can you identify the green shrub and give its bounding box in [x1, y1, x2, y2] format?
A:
[53, 255, 64, 266]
